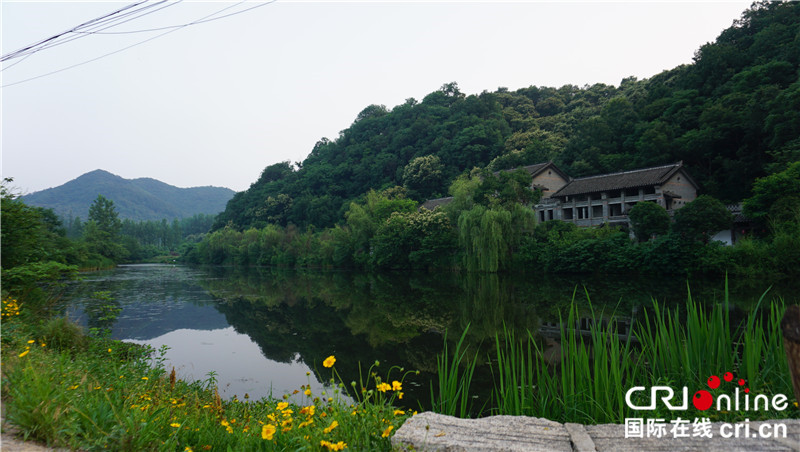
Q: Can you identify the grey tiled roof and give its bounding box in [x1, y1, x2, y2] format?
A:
[551, 162, 687, 198]
[420, 196, 453, 210]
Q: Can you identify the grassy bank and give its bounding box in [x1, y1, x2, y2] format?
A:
[1, 294, 413, 451]
[433, 288, 800, 423]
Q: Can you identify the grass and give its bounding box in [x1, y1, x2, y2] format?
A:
[1, 293, 415, 451]
[433, 284, 800, 424]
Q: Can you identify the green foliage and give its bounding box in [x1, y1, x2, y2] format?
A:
[38, 316, 89, 353]
[672, 195, 733, 243]
[212, 2, 800, 233]
[743, 160, 800, 230]
[371, 209, 457, 270]
[402, 154, 445, 200]
[628, 201, 670, 241]
[83, 195, 128, 261]
[1, 261, 79, 293]
[431, 326, 480, 418]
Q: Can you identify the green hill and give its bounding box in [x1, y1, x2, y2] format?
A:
[214, 2, 799, 232]
[22, 170, 235, 221]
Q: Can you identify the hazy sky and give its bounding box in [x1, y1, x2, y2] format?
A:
[2, 0, 752, 194]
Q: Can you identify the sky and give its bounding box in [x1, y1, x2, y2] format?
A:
[2, 0, 753, 194]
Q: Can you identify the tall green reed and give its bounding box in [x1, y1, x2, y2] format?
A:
[431, 326, 480, 418]
[431, 284, 796, 423]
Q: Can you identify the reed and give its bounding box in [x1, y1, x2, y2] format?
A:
[430, 326, 480, 418]
[432, 285, 797, 423]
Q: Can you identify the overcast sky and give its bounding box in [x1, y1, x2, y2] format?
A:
[2, 0, 752, 194]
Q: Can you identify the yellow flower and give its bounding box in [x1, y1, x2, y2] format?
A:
[141, 377, 149, 381]
[300, 405, 316, 416]
[18, 350, 29, 358]
[304, 389, 312, 396]
[381, 425, 394, 438]
[398, 392, 404, 400]
[184, 448, 193, 452]
[320, 440, 348, 451]
[392, 381, 402, 391]
[377, 382, 391, 392]
[323, 355, 336, 368]
[220, 420, 229, 427]
[323, 420, 339, 434]
[393, 410, 405, 416]
[261, 424, 276, 440]
[170, 423, 181, 428]
[276, 402, 289, 411]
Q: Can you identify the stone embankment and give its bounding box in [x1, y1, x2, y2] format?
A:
[392, 412, 800, 452]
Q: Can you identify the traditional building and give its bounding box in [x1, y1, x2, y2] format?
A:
[514, 162, 571, 200]
[535, 162, 698, 227]
[420, 161, 570, 211]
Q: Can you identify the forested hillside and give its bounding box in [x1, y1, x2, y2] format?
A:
[23, 169, 235, 221]
[214, 1, 799, 231]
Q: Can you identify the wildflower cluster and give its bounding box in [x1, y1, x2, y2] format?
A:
[3, 337, 416, 451]
[2, 296, 21, 319]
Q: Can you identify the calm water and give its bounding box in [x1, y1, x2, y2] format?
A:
[61, 264, 799, 410]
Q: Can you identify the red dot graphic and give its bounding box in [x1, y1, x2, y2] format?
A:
[738, 379, 745, 386]
[723, 372, 734, 382]
[708, 375, 721, 389]
[693, 390, 714, 411]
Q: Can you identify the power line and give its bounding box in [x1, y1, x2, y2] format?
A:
[27, 1, 180, 57]
[1, 0, 276, 88]
[68, 1, 277, 35]
[1, 1, 152, 61]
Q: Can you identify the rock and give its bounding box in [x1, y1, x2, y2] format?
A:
[391, 411, 573, 451]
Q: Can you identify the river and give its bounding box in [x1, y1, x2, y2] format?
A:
[60, 264, 798, 411]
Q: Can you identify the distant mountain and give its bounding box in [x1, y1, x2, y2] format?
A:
[22, 170, 235, 221]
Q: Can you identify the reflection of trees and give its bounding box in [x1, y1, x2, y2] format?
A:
[197, 267, 788, 410]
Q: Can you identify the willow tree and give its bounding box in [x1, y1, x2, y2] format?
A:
[457, 204, 534, 272]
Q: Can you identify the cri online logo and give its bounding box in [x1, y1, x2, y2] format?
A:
[625, 371, 789, 412]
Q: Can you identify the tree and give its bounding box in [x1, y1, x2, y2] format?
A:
[1, 178, 48, 268]
[672, 195, 733, 243]
[402, 155, 444, 200]
[84, 195, 127, 261]
[88, 195, 122, 236]
[743, 161, 800, 230]
[628, 202, 670, 242]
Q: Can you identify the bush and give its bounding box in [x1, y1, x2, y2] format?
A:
[39, 316, 89, 353]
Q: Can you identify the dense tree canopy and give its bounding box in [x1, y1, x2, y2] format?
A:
[212, 1, 799, 233]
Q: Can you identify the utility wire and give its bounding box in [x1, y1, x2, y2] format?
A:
[1, 1, 151, 61]
[1, 1, 177, 64]
[1, 0, 276, 88]
[29, 1, 178, 55]
[68, 1, 276, 35]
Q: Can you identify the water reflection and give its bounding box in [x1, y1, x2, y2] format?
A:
[62, 264, 798, 411]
